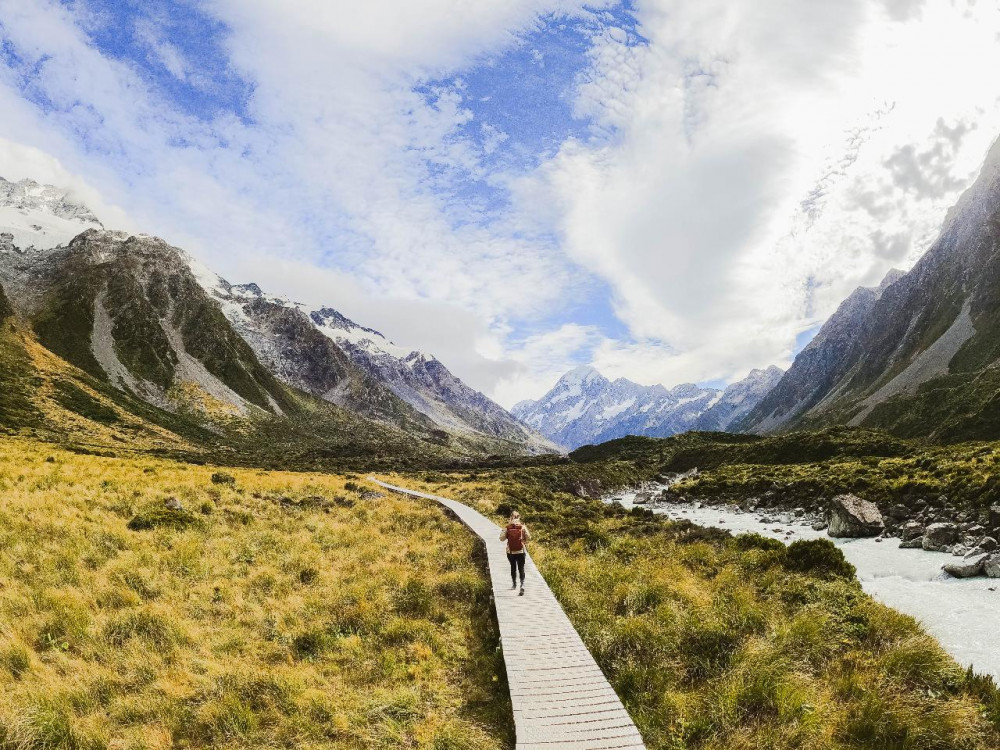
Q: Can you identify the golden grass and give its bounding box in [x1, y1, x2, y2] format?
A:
[0, 438, 512, 749]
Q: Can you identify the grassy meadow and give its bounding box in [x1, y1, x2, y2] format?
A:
[3, 423, 1000, 750]
[0, 437, 512, 750]
[391, 463, 1000, 750]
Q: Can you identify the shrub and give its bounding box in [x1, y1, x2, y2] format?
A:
[102, 609, 180, 649]
[292, 629, 331, 659]
[733, 533, 785, 553]
[784, 538, 856, 580]
[127, 507, 204, 531]
[211, 472, 236, 485]
[299, 567, 318, 585]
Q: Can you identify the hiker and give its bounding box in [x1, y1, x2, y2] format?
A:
[500, 511, 531, 596]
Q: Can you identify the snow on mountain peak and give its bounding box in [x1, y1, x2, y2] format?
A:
[562, 364, 605, 384]
[0, 176, 103, 252]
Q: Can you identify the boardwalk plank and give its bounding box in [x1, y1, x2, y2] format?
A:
[368, 478, 646, 750]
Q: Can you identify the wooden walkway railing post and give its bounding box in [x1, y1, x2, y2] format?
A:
[368, 478, 646, 750]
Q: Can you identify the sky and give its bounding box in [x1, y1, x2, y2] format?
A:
[2, 0, 1000, 408]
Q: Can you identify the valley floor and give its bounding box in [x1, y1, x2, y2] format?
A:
[618, 494, 1000, 682]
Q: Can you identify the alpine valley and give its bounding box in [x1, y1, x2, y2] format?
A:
[0, 176, 556, 468]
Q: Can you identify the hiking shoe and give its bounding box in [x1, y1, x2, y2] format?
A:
[519, 586, 525, 596]
[511, 581, 517, 589]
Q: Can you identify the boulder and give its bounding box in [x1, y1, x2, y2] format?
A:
[976, 537, 999, 553]
[943, 552, 989, 578]
[990, 504, 1000, 530]
[899, 537, 924, 549]
[923, 522, 959, 551]
[633, 492, 651, 505]
[827, 494, 884, 538]
[985, 553, 1000, 578]
[899, 521, 924, 542]
[163, 496, 184, 511]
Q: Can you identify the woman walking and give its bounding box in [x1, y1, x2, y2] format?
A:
[500, 511, 531, 596]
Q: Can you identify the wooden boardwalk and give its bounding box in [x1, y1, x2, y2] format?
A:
[368, 478, 646, 750]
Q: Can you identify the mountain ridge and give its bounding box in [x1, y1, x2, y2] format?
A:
[514, 364, 783, 449]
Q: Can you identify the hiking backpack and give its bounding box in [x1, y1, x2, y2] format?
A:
[506, 524, 524, 552]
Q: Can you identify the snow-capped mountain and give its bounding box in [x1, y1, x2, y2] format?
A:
[198, 279, 554, 451]
[0, 177, 102, 252]
[512, 365, 782, 450]
[0, 175, 554, 456]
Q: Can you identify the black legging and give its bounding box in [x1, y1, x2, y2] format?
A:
[507, 552, 526, 584]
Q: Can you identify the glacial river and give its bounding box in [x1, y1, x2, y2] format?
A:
[612, 490, 1000, 681]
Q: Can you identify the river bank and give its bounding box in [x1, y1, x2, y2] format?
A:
[609, 487, 1000, 681]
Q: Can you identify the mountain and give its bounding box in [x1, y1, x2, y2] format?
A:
[693, 365, 785, 431]
[197, 276, 554, 453]
[0, 176, 553, 462]
[739, 133, 1000, 441]
[737, 272, 905, 433]
[513, 365, 782, 449]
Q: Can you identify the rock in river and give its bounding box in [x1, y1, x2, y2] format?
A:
[827, 494, 884, 538]
[923, 522, 959, 552]
[943, 552, 990, 578]
[985, 553, 1000, 579]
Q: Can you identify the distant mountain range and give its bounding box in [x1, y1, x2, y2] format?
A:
[739, 134, 1000, 442]
[513, 365, 783, 449]
[0, 176, 555, 464]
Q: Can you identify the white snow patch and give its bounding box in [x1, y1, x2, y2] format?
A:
[600, 397, 636, 421]
[0, 207, 92, 251]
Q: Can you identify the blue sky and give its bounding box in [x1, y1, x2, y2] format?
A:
[2, 0, 1000, 405]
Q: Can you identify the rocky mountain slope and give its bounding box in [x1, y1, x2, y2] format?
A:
[737, 271, 905, 433]
[201, 280, 552, 451]
[0, 177, 553, 461]
[513, 365, 782, 449]
[739, 134, 1000, 441]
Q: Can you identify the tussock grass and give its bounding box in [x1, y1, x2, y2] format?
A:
[393, 466, 1000, 750]
[0, 437, 512, 749]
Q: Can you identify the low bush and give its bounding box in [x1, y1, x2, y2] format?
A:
[784, 538, 857, 580]
[127, 506, 204, 531]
